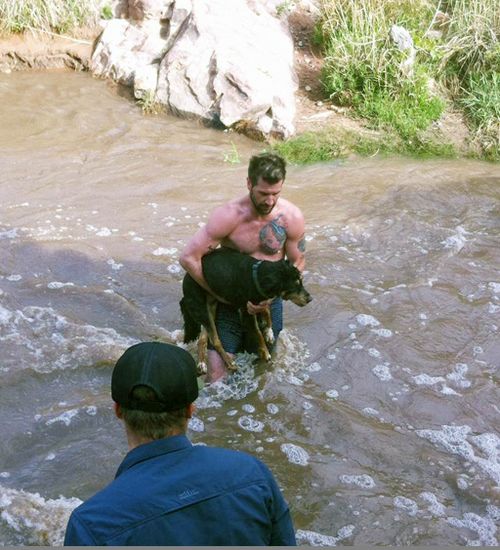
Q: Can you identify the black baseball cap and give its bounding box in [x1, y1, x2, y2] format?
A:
[111, 342, 198, 412]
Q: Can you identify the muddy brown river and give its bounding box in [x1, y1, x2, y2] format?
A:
[0, 70, 499, 546]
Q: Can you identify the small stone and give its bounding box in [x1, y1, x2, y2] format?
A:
[305, 85, 312, 92]
[316, 101, 323, 107]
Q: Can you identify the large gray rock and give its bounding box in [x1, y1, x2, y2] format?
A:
[91, 0, 297, 139]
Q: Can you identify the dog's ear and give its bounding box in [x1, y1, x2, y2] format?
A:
[282, 259, 300, 276]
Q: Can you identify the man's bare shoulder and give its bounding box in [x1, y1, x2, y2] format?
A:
[212, 196, 247, 218]
[277, 197, 304, 221]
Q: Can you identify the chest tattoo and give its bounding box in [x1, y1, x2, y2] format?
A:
[259, 214, 287, 254]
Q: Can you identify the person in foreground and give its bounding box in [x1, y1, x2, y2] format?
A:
[180, 152, 306, 383]
[64, 341, 296, 546]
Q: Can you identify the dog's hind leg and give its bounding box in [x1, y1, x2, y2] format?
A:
[196, 328, 208, 376]
[206, 296, 238, 372]
[252, 314, 272, 362]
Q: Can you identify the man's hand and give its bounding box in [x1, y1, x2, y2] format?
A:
[246, 299, 272, 315]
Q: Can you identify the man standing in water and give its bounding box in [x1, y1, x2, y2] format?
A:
[180, 152, 306, 383]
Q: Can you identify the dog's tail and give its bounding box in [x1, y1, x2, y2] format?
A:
[180, 298, 201, 343]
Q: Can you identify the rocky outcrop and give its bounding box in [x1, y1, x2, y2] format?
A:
[91, 0, 298, 139]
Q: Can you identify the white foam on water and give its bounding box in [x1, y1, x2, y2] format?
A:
[356, 314, 380, 327]
[307, 362, 322, 372]
[167, 263, 182, 274]
[106, 259, 123, 271]
[195, 354, 259, 408]
[447, 363, 471, 389]
[96, 227, 113, 237]
[448, 511, 498, 546]
[340, 474, 375, 489]
[488, 302, 500, 314]
[442, 226, 467, 252]
[488, 282, 500, 294]
[0, 228, 18, 239]
[362, 407, 380, 418]
[394, 495, 419, 516]
[372, 363, 392, 381]
[47, 282, 76, 289]
[416, 425, 500, 486]
[188, 417, 205, 433]
[242, 404, 255, 413]
[45, 409, 79, 427]
[152, 247, 178, 256]
[6, 275, 22, 282]
[296, 525, 355, 546]
[371, 328, 393, 337]
[281, 443, 310, 466]
[419, 491, 446, 517]
[0, 484, 81, 545]
[413, 373, 446, 386]
[326, 389, 339, 399]
[267, 403, 279, 414]
[0, 304, 136, 373]
[0, 305, 13, 324]
[237, 416, 265, 432]
[368, 348, 381, 358]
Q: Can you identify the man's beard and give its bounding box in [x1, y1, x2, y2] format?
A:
[250, 190, 275, 215]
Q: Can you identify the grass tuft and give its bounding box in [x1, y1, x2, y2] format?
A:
[0, 0, 99, 34]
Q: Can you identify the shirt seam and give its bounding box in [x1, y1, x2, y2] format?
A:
[100, 476, 273, 544]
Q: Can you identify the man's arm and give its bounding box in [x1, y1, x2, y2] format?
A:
[284, 207, 306, 272]
[64, 511, 96, 546]
[179, 204, 237, 301]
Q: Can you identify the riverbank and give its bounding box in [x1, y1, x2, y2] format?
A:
[0, 5, 495, 164]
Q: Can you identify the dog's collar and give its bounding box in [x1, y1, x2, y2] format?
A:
[252, 260, 267, 299]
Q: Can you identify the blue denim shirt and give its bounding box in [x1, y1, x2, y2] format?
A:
[64, 434, 296, 546]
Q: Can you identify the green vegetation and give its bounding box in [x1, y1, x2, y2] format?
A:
[0, 0, 98, 34]
[136, 91, 165, 116]
[100, 4, 113, 21]
[272, 127, 457, 164]
[223, 142, 241, 164]
[278, 0, 499, 163]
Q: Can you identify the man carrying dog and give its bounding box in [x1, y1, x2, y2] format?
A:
[180, 152, 306, 383]
[64, 341, 296, 546]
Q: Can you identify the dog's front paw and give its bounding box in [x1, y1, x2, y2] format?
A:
[227, 360, 238, 372]
[258, 348, 272, 362]
[264, 327, 274, 346]
[197, 362, 208, 376]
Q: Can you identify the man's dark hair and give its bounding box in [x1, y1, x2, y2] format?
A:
[120, 386, 188, 440]
[248, 152, 286, 187]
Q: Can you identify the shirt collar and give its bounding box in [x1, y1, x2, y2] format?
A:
[115, 434, 193, 478]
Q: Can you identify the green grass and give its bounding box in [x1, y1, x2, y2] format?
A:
[313, 0, 499, 162]
[0, 0, 98, 34]
[272, 128, 457, 165]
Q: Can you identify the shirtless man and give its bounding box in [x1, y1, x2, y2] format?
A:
[179, 152, 306, 383]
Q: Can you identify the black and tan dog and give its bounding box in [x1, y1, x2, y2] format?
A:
[180, 247, 312, 374]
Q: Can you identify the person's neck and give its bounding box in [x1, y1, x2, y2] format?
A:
[126, 427, 185, 451]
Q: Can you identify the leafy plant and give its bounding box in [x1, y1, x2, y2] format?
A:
[223, 142, 241, 164]
[100, 4, 113, 20]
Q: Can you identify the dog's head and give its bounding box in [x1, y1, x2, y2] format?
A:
[279, 261, 312, 306]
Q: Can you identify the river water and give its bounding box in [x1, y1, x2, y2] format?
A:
[0, 70, 499, 546]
